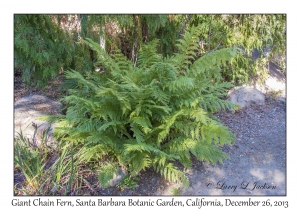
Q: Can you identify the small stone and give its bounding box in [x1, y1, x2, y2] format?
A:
[229, 86, 265, 108]
[108, 167, 128, 187]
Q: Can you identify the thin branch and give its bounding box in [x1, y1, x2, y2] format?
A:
[179, 14, 193, 37]
[207, 15, 213, 52]
[208, 34, 226, 54]
[208, 15, 236, 54]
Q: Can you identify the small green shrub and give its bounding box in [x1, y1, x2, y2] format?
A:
[50, 26, 236, 187]
[171, 187, 181, 196]
[117, 175, 138, 191]
[231, 104, 242, 114]
[265, 90, 284, 103]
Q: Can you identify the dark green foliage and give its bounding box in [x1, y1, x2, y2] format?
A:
[14, 14, 285, 88]
[221, 14, 286, 83]
[164, 14, 286, 84]
[14, 14, 172, 88]
[14, 15, 75, 88]
[49, 26, 236, 187]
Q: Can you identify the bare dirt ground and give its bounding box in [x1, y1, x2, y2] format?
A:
[14, 75, 286, 196]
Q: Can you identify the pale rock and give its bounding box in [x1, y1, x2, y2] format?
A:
[14, 94, 62, 147]
[108, 167, 128, 187]
[229, 86, 265, 108]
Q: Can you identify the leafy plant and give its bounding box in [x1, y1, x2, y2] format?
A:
[50, 143, 83, 194]
[117, 175, 138, 191]
[14, 129, 88, 195]
[171, 187, 181, 196]
[97, 162, 119, 188]
[14, 15, 75, 88]
[14, 14, 285, 89]
[231, 104, 242, 114]
[44, 25, 236, 187]
[265, 90, 284, 103]
[170, 14, 286, 84]
[14, 131, 49, 194]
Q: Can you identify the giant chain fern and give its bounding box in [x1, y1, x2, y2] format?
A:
[51, 26, 236, 187]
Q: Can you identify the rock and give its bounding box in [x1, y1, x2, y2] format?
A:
[108, 167, 128, 187]
[229, 86, 265, 108]
[14, 94, 62, 147]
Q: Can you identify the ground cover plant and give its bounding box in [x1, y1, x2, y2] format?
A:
[14, 130, 88, 195]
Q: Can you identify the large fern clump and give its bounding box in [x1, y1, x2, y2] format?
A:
[51, 26, 236, 187]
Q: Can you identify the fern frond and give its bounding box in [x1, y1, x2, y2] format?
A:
[201, 120, 235, 145]
[154, 162, 189, 187]
[126, 152, 151, 175]
[124, 142, 178, 160]
[84, 38, 122, 78]
[98, 162, 119, 188]
[157, 110, 184, 142]
[189, 140, 229, 165]
[64, 70, 99, 93]
[173, 25, 202, 71]
[191, 48, 237, 76]
[168, 76, 195, 92]
[111, 48, 133, 72]
[98, 120, 124, 133]
[129, 123, 145, 143]
[36, 114, 65, 123]
[80, 144, 110, 162]
[137, 39, 162, 68]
